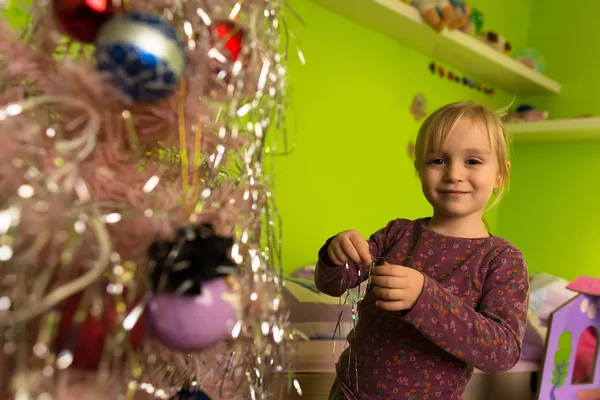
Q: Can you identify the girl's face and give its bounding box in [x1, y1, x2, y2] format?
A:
[419, 118, 501, 220]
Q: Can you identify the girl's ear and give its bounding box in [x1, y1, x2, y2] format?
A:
[496, 161, 511, 187]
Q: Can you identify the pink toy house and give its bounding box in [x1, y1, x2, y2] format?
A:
[537, 276, 600, 400]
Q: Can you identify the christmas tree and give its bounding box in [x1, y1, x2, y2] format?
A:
[0, 0, 299, 398]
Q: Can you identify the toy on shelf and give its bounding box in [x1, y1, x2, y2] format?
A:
[479, 30, 512, 55]
[514, 48, 546, 72]
[537, 276, 600, 400]
[410, 0, 460, 32]
[461, 6, 484, 34]
[505, 104, 548, 122]
[448, 0, 471, 31]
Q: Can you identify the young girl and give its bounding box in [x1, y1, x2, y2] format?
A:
[315, 101, 529, 400]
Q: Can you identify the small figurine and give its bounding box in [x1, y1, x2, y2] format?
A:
[479, 31, 512, 55]
[462, 7, 484, 35]
[514, 48, 546, 72]
[407, 140, 416, 160]
[410, 93, 428, 120]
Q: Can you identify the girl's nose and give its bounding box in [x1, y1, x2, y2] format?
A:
[444, 162, 465, 182]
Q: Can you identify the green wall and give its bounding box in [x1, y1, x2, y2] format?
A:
[518, 0, 600, 119]
[496, 141, 600, 280]
[279, 0, 522, 272]
[495, 0, 600, 280]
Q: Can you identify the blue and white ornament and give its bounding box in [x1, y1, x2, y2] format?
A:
[95, 12, 186, 103]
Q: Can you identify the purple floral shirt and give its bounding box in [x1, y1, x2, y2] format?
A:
[315, 218, 529, 400]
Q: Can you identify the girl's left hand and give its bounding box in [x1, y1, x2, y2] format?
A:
[371, 262, 425, 311]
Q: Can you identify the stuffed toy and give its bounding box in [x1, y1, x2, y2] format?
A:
[411, 0, 460, 32]
[448, 0, 471, 30]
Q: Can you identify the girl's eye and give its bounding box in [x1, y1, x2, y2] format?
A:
[466, 159, 482, 165]
[428, 158, 445, 165]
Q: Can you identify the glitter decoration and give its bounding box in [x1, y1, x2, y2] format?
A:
[0, 0, 301, 398]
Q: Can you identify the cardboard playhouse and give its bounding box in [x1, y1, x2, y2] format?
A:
[537, 276, 600, 400]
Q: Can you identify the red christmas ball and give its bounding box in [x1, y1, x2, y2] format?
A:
[53, 291, 146, 370]
[53, 0, 121, 43]
[212, 20, 248, 64]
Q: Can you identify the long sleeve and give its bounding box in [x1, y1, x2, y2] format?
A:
[402, 247, 529, 374]
[314, 219, 407, 297]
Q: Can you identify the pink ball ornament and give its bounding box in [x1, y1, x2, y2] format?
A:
[147, 277, 241, 351]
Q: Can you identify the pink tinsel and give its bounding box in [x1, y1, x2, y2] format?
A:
[0, 0, 292, 396]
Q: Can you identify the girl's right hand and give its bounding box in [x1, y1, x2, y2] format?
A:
[328, 230, 372, 265]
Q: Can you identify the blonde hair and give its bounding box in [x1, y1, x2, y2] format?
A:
[414, 101, 510, 210]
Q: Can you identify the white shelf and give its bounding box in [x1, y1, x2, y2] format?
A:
[311, 0, 561, 95]
[506, 117, 600, 143]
